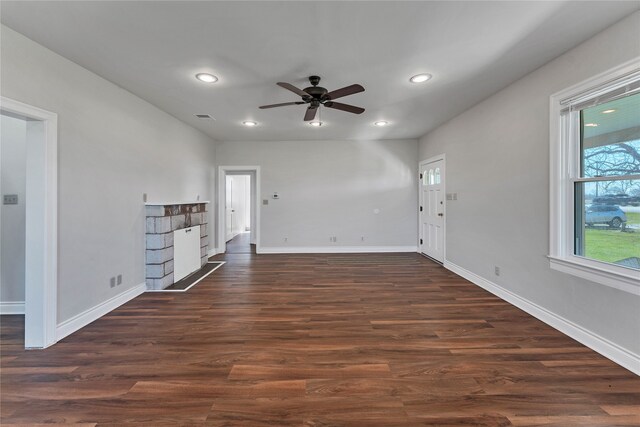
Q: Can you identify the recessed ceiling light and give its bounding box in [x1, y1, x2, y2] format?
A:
[195, 73, 218, 83]
[242, 120, 258, 127]
[601, 109, 616, 114]
[585, 123, 598, 127]
[374, 121, 389, 127]
[309, 121, 323, 127]
[409, 73, 432, 83]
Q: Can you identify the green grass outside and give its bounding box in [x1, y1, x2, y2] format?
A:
[625, 211, 640, 226]
[585, 228, 640, 264]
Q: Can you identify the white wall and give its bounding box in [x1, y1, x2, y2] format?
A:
[1, 25, 217, 323]
[217, 139, 418, 251]
[0, 114, 27, 304]
[419, 13, 640, 356]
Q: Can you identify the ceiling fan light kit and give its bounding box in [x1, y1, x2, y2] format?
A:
[260, 75, 365, 122]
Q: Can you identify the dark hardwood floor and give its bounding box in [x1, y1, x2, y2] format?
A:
[226, 232, 255, 254]
[1, 253, 639, 426]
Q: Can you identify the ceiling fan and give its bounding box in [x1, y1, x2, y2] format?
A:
[259, 76, 365, 122]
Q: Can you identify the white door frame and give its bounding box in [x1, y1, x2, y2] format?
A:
[418, 154, 446, 263]
[217, 166, 261, 254]
[1, 96, 58, 348]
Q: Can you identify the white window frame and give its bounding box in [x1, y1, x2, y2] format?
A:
[549, 58, 640, 295]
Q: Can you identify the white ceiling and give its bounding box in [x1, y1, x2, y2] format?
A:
[1, 1, 638, 142]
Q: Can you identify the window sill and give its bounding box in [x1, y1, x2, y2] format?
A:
[549, 256, 640, 295]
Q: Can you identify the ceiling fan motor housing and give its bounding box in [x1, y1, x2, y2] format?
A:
[303, 75, 328, 100]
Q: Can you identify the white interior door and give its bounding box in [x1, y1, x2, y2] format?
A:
[420, 158, 445, 262]
[225, 176, 234, 241]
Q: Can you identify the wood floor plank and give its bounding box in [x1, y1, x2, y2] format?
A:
[228, 363, 392, 380]
[1, 252, 638, 425]
[126, 379, 306, 399]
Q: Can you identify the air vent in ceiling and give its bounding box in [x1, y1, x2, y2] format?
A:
[194, 114, 214, 119]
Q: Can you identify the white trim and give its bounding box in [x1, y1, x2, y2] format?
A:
[258, 246, 417, 254]
[56, 283, 146, 342]
[217, 166, 261, 254]
[445, 260, 640, 376]
[208, 248, 218, 257]
[145, 200, 209, 206]
[549, 58, 640, 294]
[146, 261, 225, 293]
[0, 97, 58, 349]
[549, 256, 640, 296]
[418, 154, 446, 262]
[0, 301, 25, 315]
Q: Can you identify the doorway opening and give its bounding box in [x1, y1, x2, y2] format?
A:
[225, 174, 253, 254]
[419, 155, 446, 264]
[217, 166, 260, 255]
[0, 97, 58, 349]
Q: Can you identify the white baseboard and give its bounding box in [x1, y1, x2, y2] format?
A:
[258, 245, 418, 254]
[0, 301, 25, 315]
[444, 260, 640, 376]
[56, 283, 146, 341]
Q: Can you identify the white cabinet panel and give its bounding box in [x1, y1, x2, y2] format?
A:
[173, 226, 200, 282]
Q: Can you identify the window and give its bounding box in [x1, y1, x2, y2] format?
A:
[550, 60, 640, 294]
[435, 168, 441, 184]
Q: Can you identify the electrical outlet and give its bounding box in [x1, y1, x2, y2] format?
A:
[110, 277, 116, 288]
[117, 274, 122, 285]
[494, 266, 500, 276]
[143, 193, 148, 202]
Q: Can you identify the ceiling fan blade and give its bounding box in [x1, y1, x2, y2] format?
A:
[304, 106, 317, 121]
[324, 84, 364, 101]
[259, 101, 305, 109]
[324, 102, 365, 114]
[277, 82, 310, 98]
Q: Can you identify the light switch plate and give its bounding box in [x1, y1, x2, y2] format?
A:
[3, 194, 18, 205]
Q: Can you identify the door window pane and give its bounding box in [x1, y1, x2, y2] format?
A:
[435, 168, 441, 184]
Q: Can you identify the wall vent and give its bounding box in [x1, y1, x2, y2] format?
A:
[194, 114, 213, 119]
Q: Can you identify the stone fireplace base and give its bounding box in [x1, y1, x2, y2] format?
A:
[145, 202, 209, 290]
